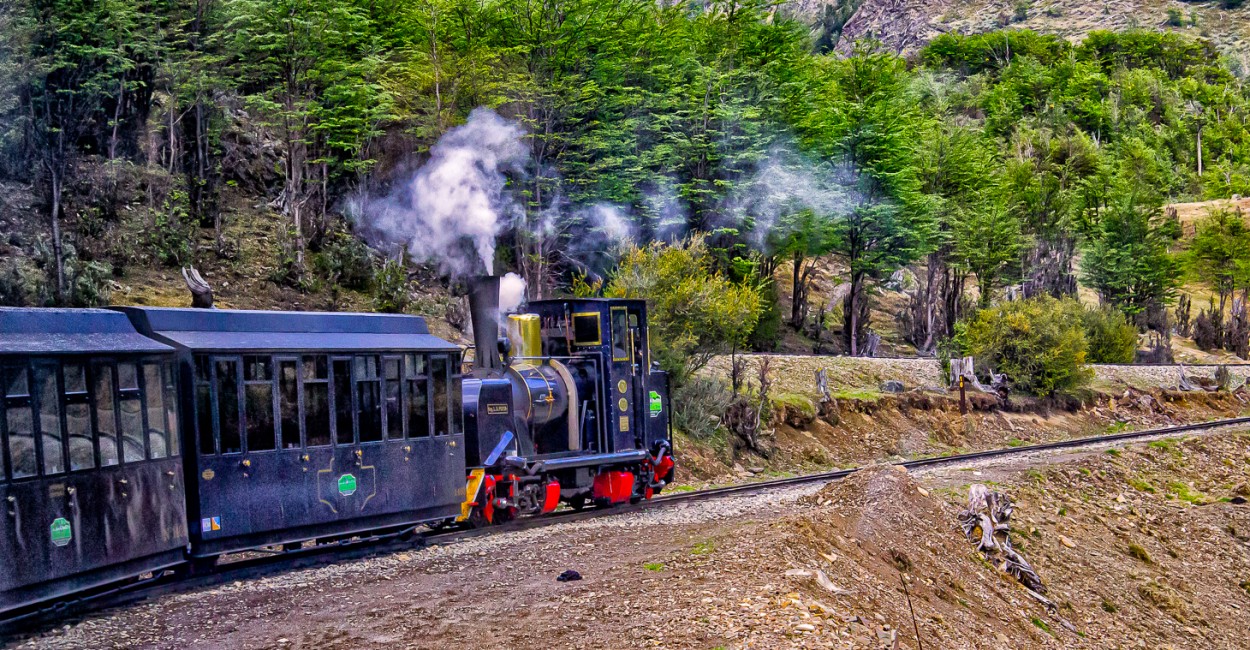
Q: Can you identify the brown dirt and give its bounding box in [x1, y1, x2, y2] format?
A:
[15, 429, 1250, 650]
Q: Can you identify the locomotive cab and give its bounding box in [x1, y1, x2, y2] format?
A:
[460, 277, 673, 524]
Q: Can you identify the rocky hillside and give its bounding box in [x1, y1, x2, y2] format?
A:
[788, 0, 1250, 61]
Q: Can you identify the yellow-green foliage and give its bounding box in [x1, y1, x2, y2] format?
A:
[1083, 306, 1139, 364]
[955, 295, 1093, 396]
[605, 235, 762, 383]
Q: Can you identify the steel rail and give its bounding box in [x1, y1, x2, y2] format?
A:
[5, 415, 1250, 639]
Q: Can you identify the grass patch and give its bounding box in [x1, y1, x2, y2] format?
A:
[1031, 616, 1053, 635]
[1106, 421, 1132, 434]
[1078, 467, 1091, 476]
[1127, 543, 1153, 564]
[1007, 438, 1027, 447]
[667, 484, 697, 494]
[692, 540, 715, 556]
[1166, 481, 1207, 505]
[770, 392, 816, 417]
[1101, 598, 1118, 613]
[1026, 469, 1046, 483]
[1128, 478, 1156, 493]
[643, 562, 665, 572]
[830, 388, 883, 401]
[1105, 448, 1121, 456]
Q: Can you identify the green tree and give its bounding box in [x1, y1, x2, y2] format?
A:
[1081, 190, 1181, 319]
[603, 235, 762, 383]
[1187, 208, 1250, 319]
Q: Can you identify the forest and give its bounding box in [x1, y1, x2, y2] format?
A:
[2, 0, 1250, 390]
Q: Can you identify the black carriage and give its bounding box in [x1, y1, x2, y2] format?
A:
[0, 309, 188, 615]
[119, 308, 466, 557]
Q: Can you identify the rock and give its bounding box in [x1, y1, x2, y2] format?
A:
[557, 569, 582, 582]
[795, 623, 816, 633]
[749, 466, 766, 474]
[786, 569, 813, 578]
[880, 380, 905, 393]
[815, 569, 850, 595]
[916, 487, 930, 497]
[1059, 535, 1077, 549]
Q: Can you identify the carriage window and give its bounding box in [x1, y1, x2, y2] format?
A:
[572, 313, 601, 346]
[303, 355, 330, 447]
[384, 357, 402, 439]
[94, 364, 120, 465]
[333, 359, 353, 445]
[65, 363, 94, 471]
[405, 355, 429, 438]
[356, 356, 382, 442]
[215, 359, 241, 454]
[4, 365, 35, 479]
[195, 357, 214, 455]
[33, 364, 65, 475]
[279, 360, 300, 448]
[611, 307, 628, 361]
[163, 363, 180, 457]
[243, 356, 275, 452]
[431, 355, 449, 436]
[143, 364, 168, 459]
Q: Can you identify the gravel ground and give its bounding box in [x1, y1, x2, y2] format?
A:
[11, 423, 1249, 650]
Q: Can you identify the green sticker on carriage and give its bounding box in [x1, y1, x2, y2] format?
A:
[50, 517, 72, 547]
[338, 473, 358, 497]
[649, 391, 662, 417]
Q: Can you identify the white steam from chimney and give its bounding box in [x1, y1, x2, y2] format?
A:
[354, 108, 527, 276]
[498, 272, 527, 313]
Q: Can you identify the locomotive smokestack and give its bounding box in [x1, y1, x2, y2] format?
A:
[468, 275, 503, 373]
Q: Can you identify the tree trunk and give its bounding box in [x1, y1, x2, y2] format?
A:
[790, 252, 804, 328]
[1196, 124, 1203, 177]
[50, 170, 66, 302]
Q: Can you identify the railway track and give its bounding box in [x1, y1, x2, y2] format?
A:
[6, 415, 1250, 640]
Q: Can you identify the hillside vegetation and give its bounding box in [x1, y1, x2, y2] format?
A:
[2, 0, 1250, 376]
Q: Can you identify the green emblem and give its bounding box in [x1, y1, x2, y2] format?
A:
[338, 473, 358, 497]
[649, 391, 663, 417]
[50, 517, 72, 547]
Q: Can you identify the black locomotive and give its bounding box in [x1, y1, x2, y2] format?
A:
[0, 276, 673, 618]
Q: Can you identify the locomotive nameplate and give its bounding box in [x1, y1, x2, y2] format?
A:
[487, 403, 509, 415]
[619, 416, 630, 432]
[202, 469, 215, 480]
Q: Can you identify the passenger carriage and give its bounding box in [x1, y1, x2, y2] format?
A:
[118, 307, 466, 559]
[0, 308, 188, 615]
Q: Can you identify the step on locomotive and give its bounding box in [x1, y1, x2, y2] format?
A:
[0, 275, 674, 619]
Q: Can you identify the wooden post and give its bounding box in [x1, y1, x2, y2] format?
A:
[959, 375, 967, 415]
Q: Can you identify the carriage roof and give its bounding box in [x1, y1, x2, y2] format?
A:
[115, 306, 459, 353]
[0, 307, 175, 355]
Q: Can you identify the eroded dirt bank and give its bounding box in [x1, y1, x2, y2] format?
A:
[14, 429, 1250, 650]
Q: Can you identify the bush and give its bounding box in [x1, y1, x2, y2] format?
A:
[1083, 306, 1138, 363]
[604, 235, 763, 384]
[671, 376, 733, 440]
[312, 228, 374, 290]
[955, 296, 1092, 396]
[372, 259, 410, 313]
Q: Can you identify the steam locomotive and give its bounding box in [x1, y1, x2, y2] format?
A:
[0, 275, 673, 618]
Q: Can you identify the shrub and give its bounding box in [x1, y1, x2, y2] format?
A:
[1166, 8, 1184, 27]
[372, 258, 410, 313]
[955, 296, 1092, 396]
[312, 228, 374, 290]
[671, 376, 733, 440]
[1193, 309, 1220, 350]
[1083, 306, 1138, 363]
[604, 235, 763, 384]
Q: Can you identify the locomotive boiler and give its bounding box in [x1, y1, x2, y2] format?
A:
[459, 276, 674, 525]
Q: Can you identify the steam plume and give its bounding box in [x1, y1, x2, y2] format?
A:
[355, 108, 527, 275]
[499, 272, 527, 313]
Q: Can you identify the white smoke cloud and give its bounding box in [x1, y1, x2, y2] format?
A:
[354, 108, 527, 276]
[723, 146, 859, 250]
[498, 272, 527, 313]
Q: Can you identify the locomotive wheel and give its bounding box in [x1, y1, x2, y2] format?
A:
[568, 495, 587, 511]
